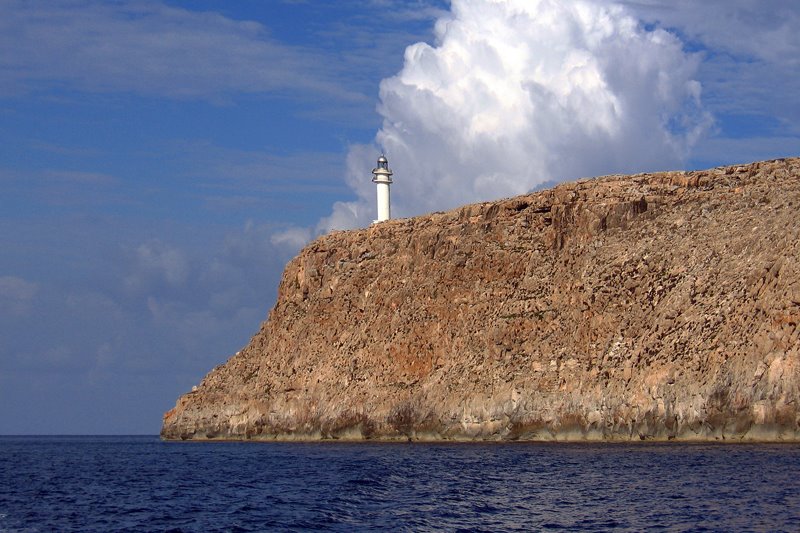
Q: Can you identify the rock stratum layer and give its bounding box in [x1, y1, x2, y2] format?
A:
[162, 158, 800, 441]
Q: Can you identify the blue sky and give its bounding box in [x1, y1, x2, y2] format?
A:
[1, 0, 797, 435]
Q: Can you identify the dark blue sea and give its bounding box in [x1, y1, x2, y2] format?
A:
[1, 436, 799, 532]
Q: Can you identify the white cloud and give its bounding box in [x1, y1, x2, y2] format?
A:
[613, 0, 800, 148]
[0, 275, 38, 316]
[316, 144, 382, 231]
[321, 0, 712, 230]
[124, 240, 189, 291]
[270, 226, 314, 251]
[0, 218, 296, 385]
[615, 0, 800, 65]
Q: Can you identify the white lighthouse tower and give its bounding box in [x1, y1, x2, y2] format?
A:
[372, 154, 393, 223]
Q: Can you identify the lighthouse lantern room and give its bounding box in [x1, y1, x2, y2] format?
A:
[372, 154, 393, 223]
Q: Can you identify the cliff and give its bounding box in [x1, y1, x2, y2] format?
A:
[162, 158, 800, 441]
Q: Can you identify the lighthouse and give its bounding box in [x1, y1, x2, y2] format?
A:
[372, 154, 393, 223]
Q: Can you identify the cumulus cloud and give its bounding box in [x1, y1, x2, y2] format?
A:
[320, 0, 712, 230]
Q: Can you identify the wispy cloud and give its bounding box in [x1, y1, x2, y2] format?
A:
[28, 140, 101, 158]
[363, 0, 448, 22]
[0, 276, 38, 316]
[0, 215, 297, 391]
[43, 170, 118, 185]
[0, 166, 130, 210]
[174, 143, 348, 192]
[270, 225, 314, 251]
[124, 240, 189, 292]
[156, 141, 351, 220]
[0, 0, 358, 101]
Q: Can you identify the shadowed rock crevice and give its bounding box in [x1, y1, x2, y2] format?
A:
[162, 158, 800, 441]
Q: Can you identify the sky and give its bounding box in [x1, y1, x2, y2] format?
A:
[0, 0, 797, 435]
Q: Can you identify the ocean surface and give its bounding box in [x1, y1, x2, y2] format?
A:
[1, 436, 798, 532]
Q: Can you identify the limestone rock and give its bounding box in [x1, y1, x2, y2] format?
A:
[162, 158, 800, 441]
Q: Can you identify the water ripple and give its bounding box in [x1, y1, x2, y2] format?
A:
[1, 437, 799, 531]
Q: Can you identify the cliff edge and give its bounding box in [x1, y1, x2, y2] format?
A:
[162, 158, 800, 441]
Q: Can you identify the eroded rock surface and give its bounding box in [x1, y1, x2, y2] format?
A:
[162, 158, 800, 441]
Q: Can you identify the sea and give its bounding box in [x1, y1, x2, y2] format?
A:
[0, 436, 798, 532]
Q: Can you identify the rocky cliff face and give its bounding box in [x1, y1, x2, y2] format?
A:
[162, 158, 800, 441]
